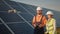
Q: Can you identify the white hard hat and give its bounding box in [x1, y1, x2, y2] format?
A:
[46, 11, 54, 15]
[36, 7, 42, 10]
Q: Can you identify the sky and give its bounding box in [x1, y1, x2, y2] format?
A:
[11, 0, 60, 11]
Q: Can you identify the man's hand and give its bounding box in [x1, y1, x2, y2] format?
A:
[39, 24, 43, 28]
[33, 24, 36, 28]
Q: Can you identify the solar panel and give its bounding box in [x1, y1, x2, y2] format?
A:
[0, 0, 60, 34]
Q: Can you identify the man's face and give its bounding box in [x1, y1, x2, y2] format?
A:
[37, 10, 42, 14]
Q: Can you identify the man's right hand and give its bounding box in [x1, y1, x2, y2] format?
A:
[33, 24, 36, 28]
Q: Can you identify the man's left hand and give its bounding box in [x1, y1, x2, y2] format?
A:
[39, 24, 43, 28]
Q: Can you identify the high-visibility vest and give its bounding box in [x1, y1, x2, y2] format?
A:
[32, 15, 47, 27]
[46, 18, 56, 34]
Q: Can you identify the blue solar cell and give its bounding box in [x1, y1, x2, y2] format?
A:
[7, 23, 34, 34]
[0, 24, 11, 34]
[0, 12, 24, 22]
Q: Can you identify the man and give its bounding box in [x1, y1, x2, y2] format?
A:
[32, 7, 47, 34]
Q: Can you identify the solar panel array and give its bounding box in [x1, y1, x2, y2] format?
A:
[0, 0, 60, 34]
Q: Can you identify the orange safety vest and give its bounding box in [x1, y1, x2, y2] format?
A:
[32, 15, 47, 27]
